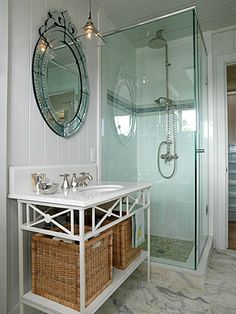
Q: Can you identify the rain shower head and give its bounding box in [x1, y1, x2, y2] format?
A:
[148, 29, 166, 49]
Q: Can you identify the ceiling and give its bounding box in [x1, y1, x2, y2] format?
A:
[95, 0, 236, 33]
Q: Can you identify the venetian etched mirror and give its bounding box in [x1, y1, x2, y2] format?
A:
[113, 66, 136, 144]
[32, 11, 89, 137]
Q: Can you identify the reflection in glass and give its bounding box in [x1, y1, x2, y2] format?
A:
[113, 66, 136, 144]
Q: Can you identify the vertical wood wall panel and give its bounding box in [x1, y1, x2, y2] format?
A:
[47, 0, 59, 12]
[211, 26, 236, 248]
[57, 137, 69, 165]
[64, 0, 80, 166]
[9, 0, 99, 168]
[212, 33, 221, 54]
[221, 30, 235, 53]
[43, 0, 59, 165]
[7, 1, 105, 311]
[9, 0, 31, 165]
[29, 0, 45, 165]
[86, 40, 98, 162]
[0, 0, 8, 311]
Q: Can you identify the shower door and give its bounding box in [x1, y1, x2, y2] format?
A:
[195, 14, 209, 263]
[101, 8, 208, 270]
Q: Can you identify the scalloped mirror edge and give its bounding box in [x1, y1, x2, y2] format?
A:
[32, 10, 89, 138]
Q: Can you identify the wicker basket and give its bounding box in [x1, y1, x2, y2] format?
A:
[104, 217, 141, 270]
[32, 227, 113, 311]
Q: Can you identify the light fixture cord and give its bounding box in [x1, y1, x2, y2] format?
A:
[88, 0, 91, 19]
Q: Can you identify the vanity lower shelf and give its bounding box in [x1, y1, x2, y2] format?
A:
[22, 251, 147, 314]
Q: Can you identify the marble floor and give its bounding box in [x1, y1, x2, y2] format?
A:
[96, 250, 236, 314]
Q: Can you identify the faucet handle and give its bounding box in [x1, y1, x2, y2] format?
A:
[71, 173, 77, 188]
[86, 173, 93, 181]
[80, 172, 93, 180]
[60, 173, 70, 177]
[60, 173, 70, 189]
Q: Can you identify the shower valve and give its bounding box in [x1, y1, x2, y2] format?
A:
[161, 152, 178, 162]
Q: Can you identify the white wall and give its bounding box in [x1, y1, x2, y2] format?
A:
[208, 25, 236, 249]
[7, 0, 105, 312]
[0, 0, 9, 312]
[8, 0, 98, 167]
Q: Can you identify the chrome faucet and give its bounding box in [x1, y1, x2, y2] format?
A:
[75, 172, 93, 187]
[60, 173, 70, 189]
[32, 173, 46, 193]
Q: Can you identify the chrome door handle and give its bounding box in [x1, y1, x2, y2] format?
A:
[196, 148, 205, 153]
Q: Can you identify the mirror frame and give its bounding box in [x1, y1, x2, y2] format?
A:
[32, 10, 89, 137]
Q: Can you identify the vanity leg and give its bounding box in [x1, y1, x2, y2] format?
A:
[79, 209, 86, 314]
[18, 202, 24, 314]
[147, 190, 151, 282]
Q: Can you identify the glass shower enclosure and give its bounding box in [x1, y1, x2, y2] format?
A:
[101, 8, 208, 269]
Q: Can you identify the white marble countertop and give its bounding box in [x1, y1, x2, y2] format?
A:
[8, 181, 151, 208]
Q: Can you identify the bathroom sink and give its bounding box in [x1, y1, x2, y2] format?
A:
[80, 184, 124, 193]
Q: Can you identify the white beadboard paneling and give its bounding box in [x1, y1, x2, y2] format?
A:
[68, 134, 79, 164]
[43, 1, 60, 167]
[29, 0, 45, 165]
[64, 0, 81, 166]
[86, 40, 98, 159]
[10, 0, 31, 165]
[58, 0, 68, 11]
[77, 0, 92, 29]
[95, 0, 236, 32]
[65, 0, 80, 26]
[8, 1, 105, 312]
[57, 136, 69, 165]
[44, 126, 58, 165]
[8, 201, 19, 310]
[78, 120, 89, 163]
[212, 33, 221, 55]
[0, 0, 8, 311]
[211, 26, 236, 249]
[47, 0, 59, 11]
[221, 30, 235, 53]
[9, 0, 101, 168]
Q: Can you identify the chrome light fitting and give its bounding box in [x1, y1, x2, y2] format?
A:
[82, 0, 106, 44]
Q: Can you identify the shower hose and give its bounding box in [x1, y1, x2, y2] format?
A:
[157, 108, 177, 179]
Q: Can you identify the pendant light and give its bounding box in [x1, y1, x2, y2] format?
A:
[82, 0, 106, 44]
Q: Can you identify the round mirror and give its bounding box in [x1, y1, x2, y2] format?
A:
[113, 66, 136, 143]
[32, 11, 89, 137]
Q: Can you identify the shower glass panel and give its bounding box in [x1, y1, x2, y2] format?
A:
[101, 9, 208, 270]
[195, 16, 209, 263]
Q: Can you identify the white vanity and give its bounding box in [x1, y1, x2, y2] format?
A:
[9, 165, 151, 314]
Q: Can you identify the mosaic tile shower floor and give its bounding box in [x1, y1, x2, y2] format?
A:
[142, 235, 194, 262]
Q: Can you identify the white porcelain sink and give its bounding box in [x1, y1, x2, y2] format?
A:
[80, 184, 124, 193]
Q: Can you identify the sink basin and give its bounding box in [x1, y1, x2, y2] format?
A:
[80, 184, 124, 193]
